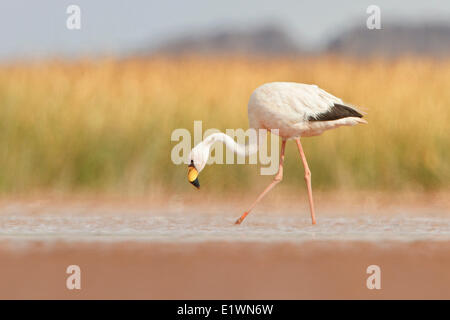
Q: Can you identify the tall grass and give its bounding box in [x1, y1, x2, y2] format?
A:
[0, 56, 449, 195]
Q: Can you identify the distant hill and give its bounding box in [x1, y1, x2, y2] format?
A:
[327, 22, 450, 58]
[153, 25, 301, 56]
[146, 22, 450, 58]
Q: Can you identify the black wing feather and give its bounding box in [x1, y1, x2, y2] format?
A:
[308, 103, 363, 122]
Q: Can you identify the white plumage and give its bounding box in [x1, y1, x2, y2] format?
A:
[248, 82, 366, 138]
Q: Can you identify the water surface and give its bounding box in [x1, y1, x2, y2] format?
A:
[1, 206, 449, 242]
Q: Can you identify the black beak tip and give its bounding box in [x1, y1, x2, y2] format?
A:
[190, 178, 200, 189]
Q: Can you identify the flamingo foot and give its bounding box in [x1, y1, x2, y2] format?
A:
[235, 212, 248, 225]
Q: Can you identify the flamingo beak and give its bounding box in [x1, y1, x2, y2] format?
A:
[188, 165, 200, 189]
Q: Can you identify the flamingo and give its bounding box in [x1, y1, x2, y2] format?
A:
[187, 82, 367, 225]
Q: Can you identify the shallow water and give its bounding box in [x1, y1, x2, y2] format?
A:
[1, 209, 450, 242]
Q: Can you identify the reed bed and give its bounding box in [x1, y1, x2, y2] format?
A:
[0, 56, 448, 195]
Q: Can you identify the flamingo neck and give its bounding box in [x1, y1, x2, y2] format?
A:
[202, 133, 258, 157]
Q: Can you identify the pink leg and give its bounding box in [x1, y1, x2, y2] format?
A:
[295, 138, 317, 225]
[235, 139, 286, 225]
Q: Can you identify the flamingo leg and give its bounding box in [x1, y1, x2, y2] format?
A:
[295, 138, 317, 225]
[235, 139, 286, 225]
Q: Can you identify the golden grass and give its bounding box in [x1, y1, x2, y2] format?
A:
[0, 56, 449, 195]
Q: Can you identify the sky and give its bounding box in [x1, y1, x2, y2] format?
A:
[0, 0, 449, 61]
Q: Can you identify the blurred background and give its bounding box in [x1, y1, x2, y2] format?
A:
[0, 0, 449, 198]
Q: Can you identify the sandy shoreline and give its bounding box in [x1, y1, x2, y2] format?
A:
[0, 240, 449, 299]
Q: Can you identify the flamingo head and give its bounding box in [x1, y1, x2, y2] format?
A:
[187, 144, 208, 189]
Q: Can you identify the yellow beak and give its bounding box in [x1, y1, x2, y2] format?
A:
[188, 165, 200, 189]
